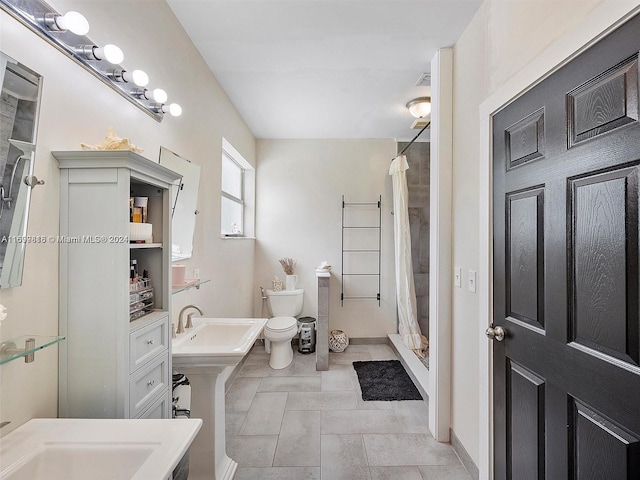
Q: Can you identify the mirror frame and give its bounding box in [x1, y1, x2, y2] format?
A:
[158, 147, 200, 262]
[0, 53, 43, 288]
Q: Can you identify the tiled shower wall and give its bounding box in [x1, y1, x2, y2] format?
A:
[398, 141, 430, 338]
[0, 91, 18, 179]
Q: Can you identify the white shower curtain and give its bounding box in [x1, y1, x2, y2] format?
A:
[389, 155, 423, 350]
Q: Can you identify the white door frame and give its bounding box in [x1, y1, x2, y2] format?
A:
[429, 47, 454, 442]
[476, 3, 640, 479]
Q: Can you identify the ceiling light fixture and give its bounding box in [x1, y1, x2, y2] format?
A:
[406, 97, 431, 118]
[44, 11, 89, 35]
[0, 0, 182, 122]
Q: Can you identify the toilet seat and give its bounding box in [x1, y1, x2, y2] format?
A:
[265, 316, 297, 332]
[263, 316, 298, 369]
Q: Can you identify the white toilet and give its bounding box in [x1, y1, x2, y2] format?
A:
[264, 288, 303, 369]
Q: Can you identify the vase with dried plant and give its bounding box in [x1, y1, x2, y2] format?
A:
[279, 257, 298, 290]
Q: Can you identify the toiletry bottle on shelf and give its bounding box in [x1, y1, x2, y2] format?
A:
[133, 197, 148, 223]
[132, 207, 143, 223]
[131, 259, 138, 283]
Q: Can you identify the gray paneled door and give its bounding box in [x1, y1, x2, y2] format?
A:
[492, 13, 640, 480]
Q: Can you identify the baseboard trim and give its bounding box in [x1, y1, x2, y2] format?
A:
[450, 428, 479, 480]
[225, 336, 389, 389]
[348, 337, 388, 345]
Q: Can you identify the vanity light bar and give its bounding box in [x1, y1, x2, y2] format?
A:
[0, 0, 182, 122]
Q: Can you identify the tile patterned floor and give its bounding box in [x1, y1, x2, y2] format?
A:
[225, 343, 472, 480]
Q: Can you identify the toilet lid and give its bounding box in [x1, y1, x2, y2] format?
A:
[266, 316, 297, 331]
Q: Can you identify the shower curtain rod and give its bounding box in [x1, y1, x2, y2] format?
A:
[391, 121, 431, 162]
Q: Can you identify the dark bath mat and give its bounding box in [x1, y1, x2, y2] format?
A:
[353, 360, 423, 401]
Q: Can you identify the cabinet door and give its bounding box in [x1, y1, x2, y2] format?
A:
[130, 315, 169, 373]
[137, 388, 171, 419]
[129, 353, 169, 417]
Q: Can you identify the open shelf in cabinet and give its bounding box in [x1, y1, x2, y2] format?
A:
[130, 243, 163, 249]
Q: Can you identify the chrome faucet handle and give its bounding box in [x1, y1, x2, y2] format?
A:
[171, 323, 177, 339]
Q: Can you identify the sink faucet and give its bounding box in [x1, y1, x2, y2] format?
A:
[177, 305, 203, 334]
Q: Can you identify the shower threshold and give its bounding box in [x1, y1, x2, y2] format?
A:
[388, 333, 429, 400]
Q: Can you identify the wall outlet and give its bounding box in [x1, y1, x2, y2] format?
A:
[454, 267, 462, 288]
[194, 268, 200, 280]
[468, 270, 477, 293]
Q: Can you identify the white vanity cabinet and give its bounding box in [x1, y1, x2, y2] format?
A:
[54, 151, 181, 419]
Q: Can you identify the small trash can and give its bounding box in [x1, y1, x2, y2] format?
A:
[297, 317, 316, 354]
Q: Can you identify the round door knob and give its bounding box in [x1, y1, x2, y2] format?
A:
[485, 325, 505, 342]
[146, 339, 154, 345]
[147, 380, 155, 387]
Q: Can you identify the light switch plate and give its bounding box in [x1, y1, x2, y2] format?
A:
[454, 267, 462, 288]
[468, 270, 477, 293]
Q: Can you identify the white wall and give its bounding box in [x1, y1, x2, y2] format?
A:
[450, 0, 639, 468]
[0, 0, 255, 434]
[255, 139, 398, 338]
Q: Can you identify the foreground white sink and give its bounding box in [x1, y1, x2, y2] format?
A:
[0, 418, 202, 480]
[171, 317, 267, 480]
[172, 317, 267, 367]
[4, 444, 155, 480]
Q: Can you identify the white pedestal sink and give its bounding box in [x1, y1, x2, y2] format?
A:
[172, 317, 267, 480]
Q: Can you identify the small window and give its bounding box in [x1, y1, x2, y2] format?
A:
[221, 139, 254, 237]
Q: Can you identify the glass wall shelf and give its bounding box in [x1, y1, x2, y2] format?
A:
[0, 335, 65, 365]
[172, 278, 210, 295]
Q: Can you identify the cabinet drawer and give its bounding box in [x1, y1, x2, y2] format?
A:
[130, 315, 169, 373]
[130, 353, 169, 418]
[136, 387, 171, 419]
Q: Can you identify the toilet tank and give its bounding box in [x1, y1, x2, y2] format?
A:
[266, 289, 304, 317]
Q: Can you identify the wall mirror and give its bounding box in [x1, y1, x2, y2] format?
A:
[0, 52, 42, 288]
[159, 147, 201, 261]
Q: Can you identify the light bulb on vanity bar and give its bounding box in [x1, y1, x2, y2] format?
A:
[108, 68, 149, 87]
[133, 88, 168, 103]
[76, 44, 124, 64]
[94, 44, 124, 64]
[44, 11, 90, 35]
[152, 88, 167, 103]
[164, 103, 183, 117]
[152, 103, 183, 117]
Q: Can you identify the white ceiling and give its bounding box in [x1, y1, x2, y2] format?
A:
[167, 0, 482, 140]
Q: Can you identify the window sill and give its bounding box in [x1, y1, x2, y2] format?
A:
[221, 235, 256, 240]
